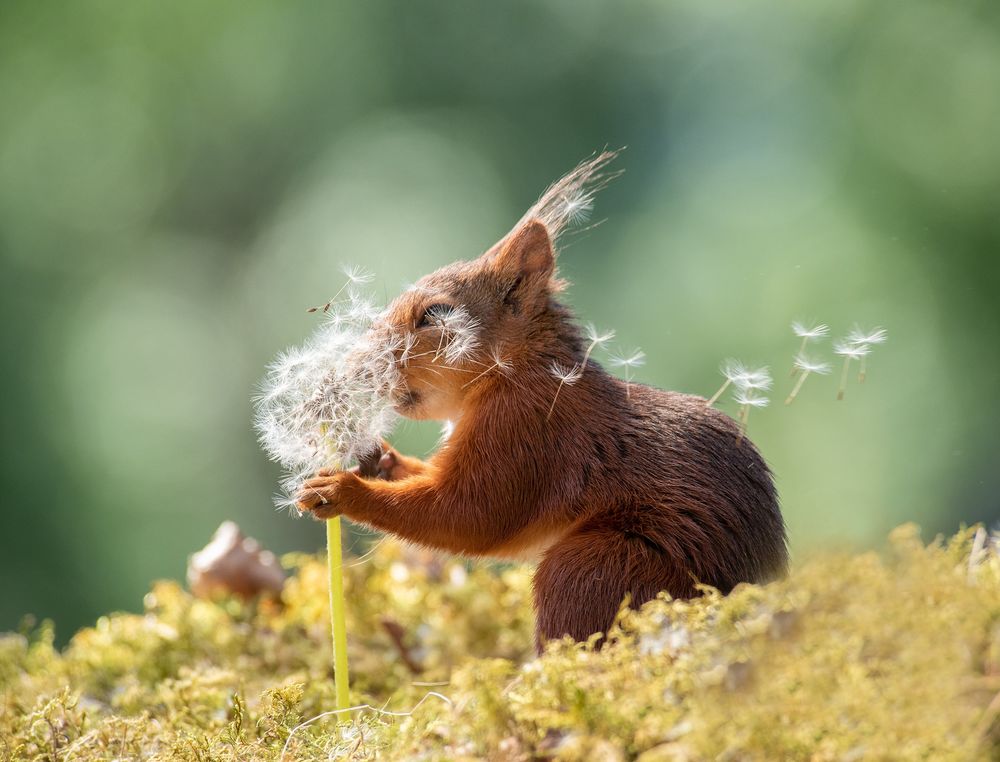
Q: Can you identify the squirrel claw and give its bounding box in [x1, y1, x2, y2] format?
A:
[295, 475, 347, 519]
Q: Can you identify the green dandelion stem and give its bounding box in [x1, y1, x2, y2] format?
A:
[327, 517, 350, 710]
[858, 355, 868, 383]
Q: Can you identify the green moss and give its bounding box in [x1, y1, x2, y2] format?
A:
[3, 525, 999, 760]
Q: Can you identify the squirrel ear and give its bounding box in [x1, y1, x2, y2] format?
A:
[488, 219, 554, 280]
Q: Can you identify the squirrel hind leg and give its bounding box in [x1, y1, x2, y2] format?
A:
[532, 514, 696, 653]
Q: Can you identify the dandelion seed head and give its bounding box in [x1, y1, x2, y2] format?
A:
[255, 281, 402, 508]
[791, 321, 830, 340]
[793, 354, 832, 374]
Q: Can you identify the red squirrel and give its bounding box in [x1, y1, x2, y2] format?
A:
[295, 153, 788, 649]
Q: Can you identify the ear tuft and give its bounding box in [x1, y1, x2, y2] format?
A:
[490, 219, 554, 279]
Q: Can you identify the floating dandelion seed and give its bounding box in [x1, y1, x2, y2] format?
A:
[610, 348, 645, 398]
[561, 194, 593, 225]
[546, 324, 614, 420]
[790, 321, 829, 375]
[706, 360, 771, 407]
[463, 344, 514, 388]
[784, 354, 832, 405]
[733, 388, 769, 437]
[546, 361, 585, 420]
[307, 264, 376, 313]
[549, 360, 584, 385]
[834, 340, 870, 401]
[584, 323, 616, 353]
[847, 326, 888, 383]
[341, 264, 375, 285]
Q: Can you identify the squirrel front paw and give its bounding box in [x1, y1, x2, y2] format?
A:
[317, 443, 417, 482]
[295, 471, 358, 520]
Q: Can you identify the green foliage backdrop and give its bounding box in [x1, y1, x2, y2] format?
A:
[1, 1, 998, 635]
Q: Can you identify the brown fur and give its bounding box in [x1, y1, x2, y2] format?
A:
[297, 219, 787, 651]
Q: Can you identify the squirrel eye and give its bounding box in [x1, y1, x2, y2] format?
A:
[418, 303, 453, 328]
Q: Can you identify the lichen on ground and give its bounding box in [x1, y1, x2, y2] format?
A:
[3, 524, 1000, 760]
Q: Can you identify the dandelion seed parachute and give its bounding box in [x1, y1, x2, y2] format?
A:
[847, 326, 888, 347]
[429, 305, 481, 365]
[734, 390, 770, 408]
[584, 323, 616, 348]
[790, 321, 829, 376]
[833, 340, 870, 400]
[846, 326, 887, 383]
[733, 388, 769, 437]
[610, 349, 646, 370]
[549, 361, 584, 386]
[791, 321, 830, 340]
[785, 354, 832, 405]
[707, 361, 770, 407]
[610, 348, 645, 398]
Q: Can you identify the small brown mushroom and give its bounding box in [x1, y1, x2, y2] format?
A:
[187, 521, 285, 600]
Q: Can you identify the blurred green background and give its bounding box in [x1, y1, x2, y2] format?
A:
[2, 1, 998, 638]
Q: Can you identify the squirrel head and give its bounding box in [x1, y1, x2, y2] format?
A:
[375, 219, 560, 421]
[370, 149, 621, 421]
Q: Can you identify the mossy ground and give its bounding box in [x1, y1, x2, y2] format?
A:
[3, 525, 999, 760]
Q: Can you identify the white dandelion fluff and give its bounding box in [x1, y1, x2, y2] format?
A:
[734, 390, 770, 408]
[341, 263, 375, 285]
[706, 360, 770, 407]
[425, 304, 481, 365]
[792, 321, 830, 340]
[733, 388, 769, 436]
[834, 341, 870, 360]
[738, 366, 773, 391]
[784, 354, 832, 405]
[610, 348, 645, 398]
[255, 284, 402, 511]
[545, 323, 614, 420]
[790, 321, 829, 376]
[463, 344, 514, 388]
[834, 340, 870, 400]
[584, 323, 616, 350]
[846, 326, 888, 347]
[846, 325, 888, 383]
[546, 360, 585, 420]
[549, 361, 584, 385]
